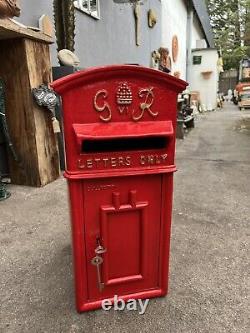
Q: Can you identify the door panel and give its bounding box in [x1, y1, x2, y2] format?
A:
[101, 197, 148, 285]
[84, 175, 162, 300]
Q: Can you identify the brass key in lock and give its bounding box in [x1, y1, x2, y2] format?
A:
[91, 255, 104, 292]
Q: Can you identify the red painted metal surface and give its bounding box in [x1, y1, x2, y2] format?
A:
[52, 65, 187, 312]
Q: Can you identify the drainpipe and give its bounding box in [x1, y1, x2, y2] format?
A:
[186, 3, 193, 85]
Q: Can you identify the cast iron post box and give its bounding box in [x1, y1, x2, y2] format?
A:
[52, 65, 187, 312]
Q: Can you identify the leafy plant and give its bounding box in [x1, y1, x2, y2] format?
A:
[206, 0, 250, 70]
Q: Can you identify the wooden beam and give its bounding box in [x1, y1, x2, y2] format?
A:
[0, 18, 53, 43]
[0, 38, 59, 186]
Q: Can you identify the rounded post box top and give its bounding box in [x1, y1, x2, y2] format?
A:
[51, 65, 188, 95]
[52, 65, 187, 177]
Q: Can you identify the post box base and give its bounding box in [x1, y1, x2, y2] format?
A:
[76, 288, 167, 313]
[68, 174, 173, 314]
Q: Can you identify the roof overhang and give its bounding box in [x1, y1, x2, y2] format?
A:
[189, 0, 215, 48]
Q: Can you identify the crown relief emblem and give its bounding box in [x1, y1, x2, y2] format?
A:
[116, 82, 133, 114]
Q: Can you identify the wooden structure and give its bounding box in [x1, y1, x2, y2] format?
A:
[0, 18, 59, 186]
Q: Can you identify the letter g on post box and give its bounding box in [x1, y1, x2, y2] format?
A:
[52, 65, 187, 312]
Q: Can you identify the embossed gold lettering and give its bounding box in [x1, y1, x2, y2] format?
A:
[118, 157, 125, 166]
[77, 156, 133, 169]
[140, 155, 146, 165]
[94, 90, 112, 122]
[125, 156, 131, 166]
[155, 155, 161, 164]
[132, 87, 158, 121]
[139, 154, 168, 166]
[161, 154, 168, 161]
[111, 157, 117, 167]
[94, 158, 101, 167]
[86, 159, 93, 169]
[148, 155, 155, 164]
[78, 159, 85, 169]
[87, 184, 116, 192]
[103, 158, 109, 167]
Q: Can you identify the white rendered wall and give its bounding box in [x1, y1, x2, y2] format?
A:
[190, 49, 219, 110]
[191, 15, 207, 49]
[161, 0, 188, 80]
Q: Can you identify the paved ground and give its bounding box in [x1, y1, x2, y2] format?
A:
[0, 103, 249, 333]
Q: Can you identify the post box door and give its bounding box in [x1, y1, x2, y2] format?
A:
[84, 175, 163, 300]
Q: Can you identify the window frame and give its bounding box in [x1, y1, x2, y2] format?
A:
[74, 0, 101, 20]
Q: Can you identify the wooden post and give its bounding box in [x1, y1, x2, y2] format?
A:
[0, 20, 59, 186]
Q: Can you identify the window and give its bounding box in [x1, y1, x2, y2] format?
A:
[74, 0, 100, 19]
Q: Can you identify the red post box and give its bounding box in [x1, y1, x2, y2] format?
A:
[52, 65, 187, 312]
